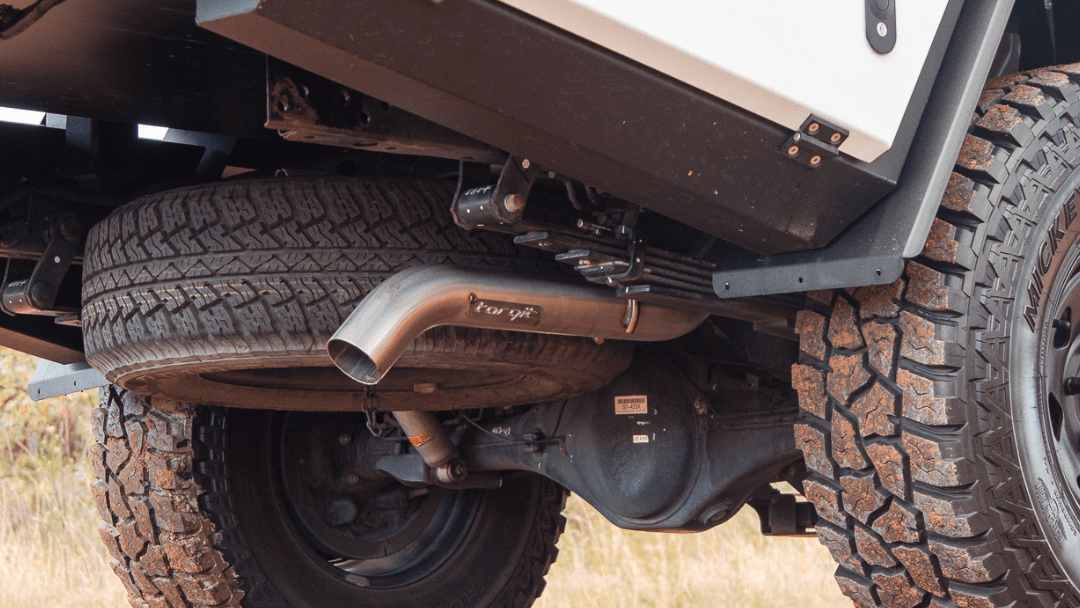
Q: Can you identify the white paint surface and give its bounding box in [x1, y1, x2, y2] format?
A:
[498, 0, 948, 162]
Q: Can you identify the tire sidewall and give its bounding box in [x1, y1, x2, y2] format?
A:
[1005, 163, 1080, 589]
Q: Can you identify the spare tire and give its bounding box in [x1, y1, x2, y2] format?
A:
[81, 176, 631, 410]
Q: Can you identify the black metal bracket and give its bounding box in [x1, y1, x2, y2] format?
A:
[1, 212, 81, 321]
[452, 156, 539, 230]
[715, 0, 1011, 298]
[555, 225, 646, 287]
[778, 115, 849, 169]
[866, 0, 897, 54]
[265, 58, 505, 165]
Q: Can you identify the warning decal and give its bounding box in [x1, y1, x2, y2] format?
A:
[615, 395, 648, 415]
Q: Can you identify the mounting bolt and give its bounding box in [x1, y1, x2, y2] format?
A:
[338, 433, 352, 446]
[30, 283, 55, 306]
[830, 132, 842, 144]
[876, 21, 888, 37]
[60, 216, 81, 242]
[521, 158, 531, 169]
[503, 193, 527, 213]
[787, 145, 799, 156]
[810, 155, 822, 166]
[1065, 377, 1080, 396]
[434, 460, 468, 484]
[807, 123, 820, 134]
[327, 498, 358, 527]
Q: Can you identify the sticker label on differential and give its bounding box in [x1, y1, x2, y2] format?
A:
[632, 434, 650, 444]
[615, 395, 648, 415]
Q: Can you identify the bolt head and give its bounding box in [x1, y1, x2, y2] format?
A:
[521, 158, 531, 169]
[503, 193, 527, 213]
[338, 433, 352, 446]
[807, 123, 820, 134]
[876, 21, 888, 37]
[830, 132, 842, 143]
[810, 155, 822, 166]
[328, 498, 359, 527]
[787, 145, 799, 156]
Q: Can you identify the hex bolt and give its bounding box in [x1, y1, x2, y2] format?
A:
[434, 460, 468, 484]
[1065, 377, 1080, 396]
[503, 193, 527, 213]
[327, 497, 359, 527]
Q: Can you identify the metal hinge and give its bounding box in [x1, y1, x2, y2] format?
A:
[778, 115, 850, 169]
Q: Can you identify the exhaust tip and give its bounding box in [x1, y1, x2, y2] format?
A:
[327, 339, 382, 385]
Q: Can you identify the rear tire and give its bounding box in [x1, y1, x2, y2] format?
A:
[91, 387, 567, 607]
[794, 66, 1080, 607]
[81, 176, 631, 410]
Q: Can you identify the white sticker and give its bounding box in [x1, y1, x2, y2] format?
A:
[632, 434, 650, 444]
[615, 395, 648, 415]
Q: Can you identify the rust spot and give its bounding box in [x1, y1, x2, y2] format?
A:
[1003, 84, 1049, 113]
[854, 524, 896, 568]
[920, 218, 959, 265]
[899, 312, 946, 366]
[865, 442, 908, 499]
[841, 471, 887, 524]
[949, 586, 1001, 608]
[871, 569, 925, 608]
[852, 384, 899, 438]
[872, 499, 920, 544]
[108, 477, 132, 519]
[892, 545, 946, 597]
[832, 413, 870, 470]
[804, 477, 848, 527]
[914, 489, 981, 538]
[903, 432, 963, 487]
[905, 262, 950, 312]
[140, 545, 170, 577]
[861, 322, 897, 377]
[928, 538, 1002, 584]
[940, 173, 980, 216]
[956, 135, 996, 175]
[976, 88, 1006, 113]
[827, 354, 872, 405]
[792, 364, 828, 418]
[975, 104, 1025, 138]
[816, 522, 863, 572]
[795, 422, 834, 477]
[853, 279, 903, 320]
[898, 368, 956, 425]
[834, 569, 878, 608]
[796, 310, 827, 360]
[828, 298, 864, 350]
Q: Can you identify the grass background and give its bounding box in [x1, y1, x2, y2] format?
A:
[0, 348, 849, 608]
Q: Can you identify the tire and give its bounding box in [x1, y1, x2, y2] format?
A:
[81, 176, 631, 411]
[91, 387, 568, 607]
[793, 66, 1080, 608]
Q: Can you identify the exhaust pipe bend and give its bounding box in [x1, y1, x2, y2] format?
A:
[327, 265, 708, 386]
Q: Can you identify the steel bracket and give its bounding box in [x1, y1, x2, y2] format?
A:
[452, 156, 539, 230]
[1, 212, 81, 321]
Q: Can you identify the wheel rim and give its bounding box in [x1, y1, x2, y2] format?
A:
[1015, 178, 1080, 589]
[273, 412, 480, 589]
[1045, 271, 1080, 509]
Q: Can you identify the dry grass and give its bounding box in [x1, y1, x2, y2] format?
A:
[0, 349, 127, 608]
[538, 496, 849, 608]
[0, 347, 848, 608]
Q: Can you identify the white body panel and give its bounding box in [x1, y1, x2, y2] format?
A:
[498, 0, 949, 162]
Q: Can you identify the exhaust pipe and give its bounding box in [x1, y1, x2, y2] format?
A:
[327, 265, 708, 385]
